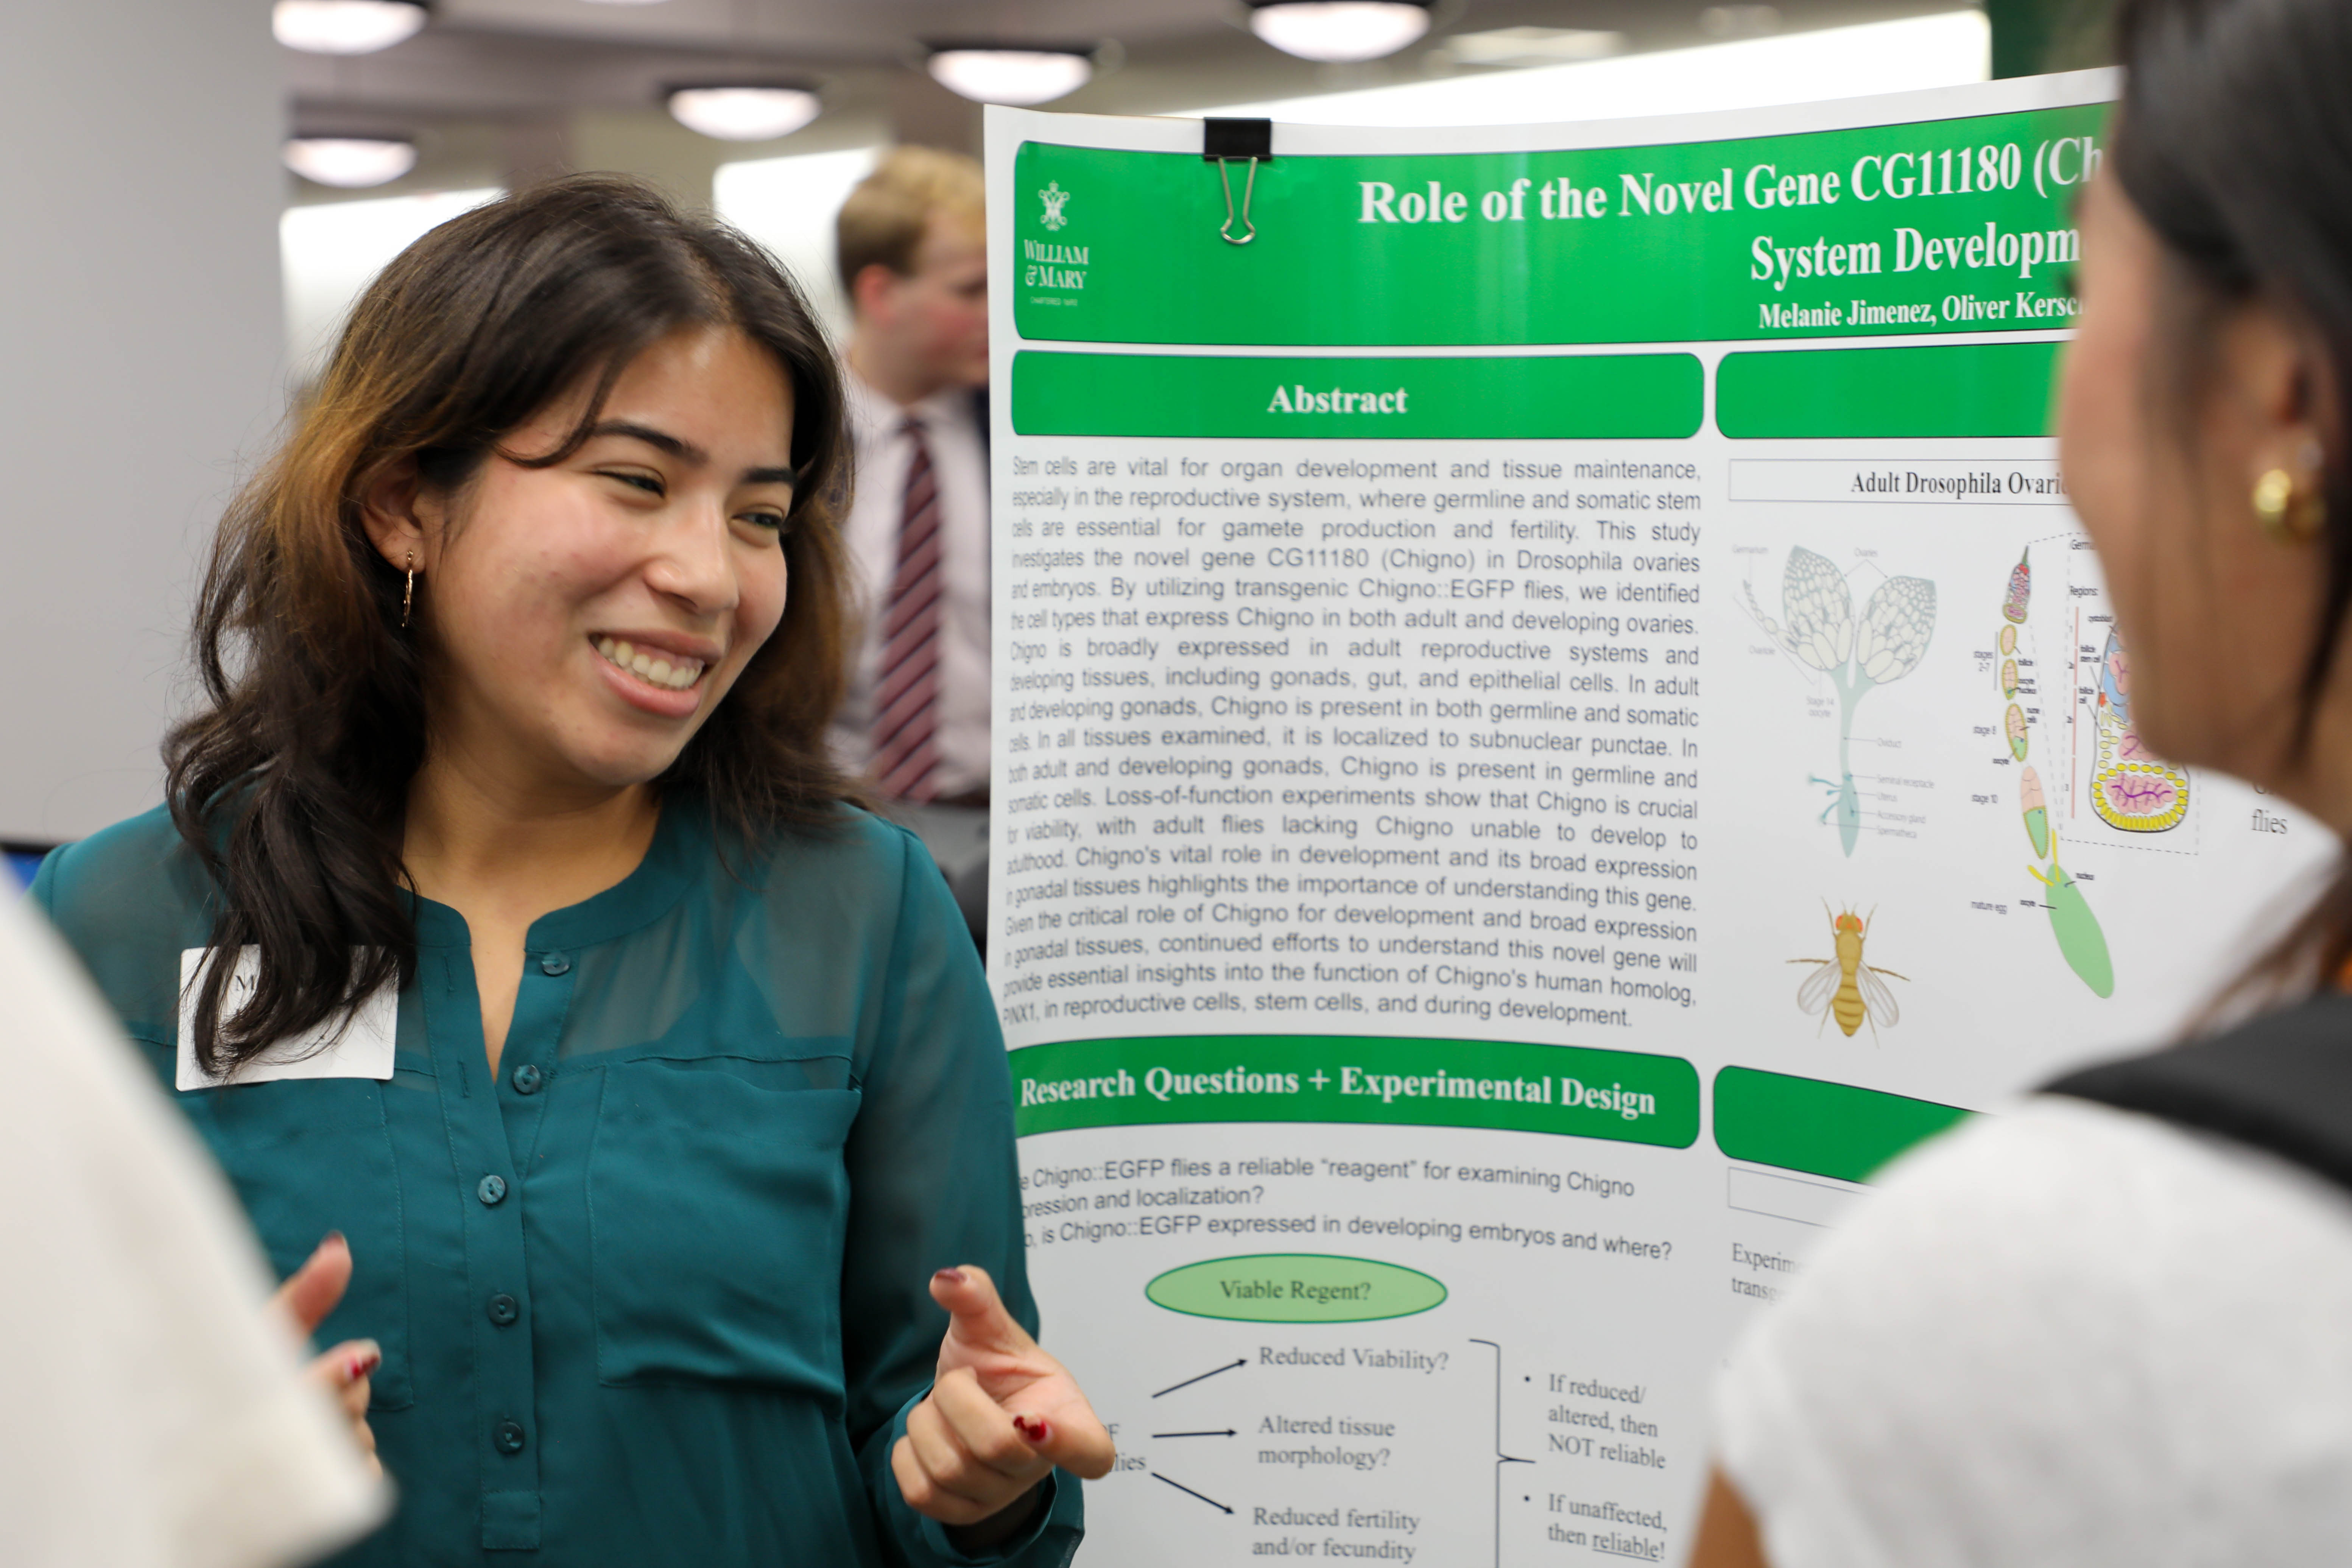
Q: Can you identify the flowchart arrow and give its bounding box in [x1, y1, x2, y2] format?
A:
[1151, 1472, 1234, 1514]
[1152, 1359, 1245, 1398]
[1149, 1429, 1237, 1439]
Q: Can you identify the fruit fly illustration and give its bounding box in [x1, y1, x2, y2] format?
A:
[1789, 904, 1908, 1040]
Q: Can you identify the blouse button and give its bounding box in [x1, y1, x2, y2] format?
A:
[511, 1063, 543, 1095]
[493, 1419, 527, 1456]
[539, 953, 571, 976]
[477, 1174, 508, 1206]
[487, 1293, 519, 1327]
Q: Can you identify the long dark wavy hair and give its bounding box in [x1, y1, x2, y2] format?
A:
[170, 174, 858, 1074]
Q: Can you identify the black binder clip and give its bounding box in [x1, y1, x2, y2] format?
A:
[1204, 117, 1273, 245]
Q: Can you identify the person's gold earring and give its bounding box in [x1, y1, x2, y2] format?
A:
[402, 551, 417, 628]
[2254, 468, 2312, 544]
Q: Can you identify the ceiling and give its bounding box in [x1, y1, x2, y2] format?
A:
[287, 0, 1979, 199]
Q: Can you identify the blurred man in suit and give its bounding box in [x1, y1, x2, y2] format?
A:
[830, 148, 992, 940]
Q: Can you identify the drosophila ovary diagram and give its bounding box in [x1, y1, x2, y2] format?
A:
[1743, 547, 1937, 856]
[2088, 626, 2191, 831]
[1992, 547, 2115, 998]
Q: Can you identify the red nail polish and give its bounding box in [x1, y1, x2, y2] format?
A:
[1014, 1416, 1048, 1444]
[347, 1350, 379, 1380]
[933, 1267, 965, 1285]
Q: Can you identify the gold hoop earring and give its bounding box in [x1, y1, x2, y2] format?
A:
[402, 551, 417, 628]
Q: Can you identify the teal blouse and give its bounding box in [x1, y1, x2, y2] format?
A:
[32, 800, 1081, 1568]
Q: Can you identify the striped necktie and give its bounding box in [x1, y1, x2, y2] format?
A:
[872, 418, 942, 801]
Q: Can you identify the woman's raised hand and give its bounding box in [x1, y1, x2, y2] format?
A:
[270, 1233, 384, 1478]
[893, 1265, 1115, 1545]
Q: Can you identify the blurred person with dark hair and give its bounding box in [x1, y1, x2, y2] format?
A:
[1693, 2, 2352, 1563]
[0, 884, 385, 1567]
[31, 173, 1104, 1567]
[828, 148, 994, 933]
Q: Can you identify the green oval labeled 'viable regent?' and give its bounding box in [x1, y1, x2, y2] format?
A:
[1146, 1255, 1447, 1324]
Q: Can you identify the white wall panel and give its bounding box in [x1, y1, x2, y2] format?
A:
[0, 1, 285, 841]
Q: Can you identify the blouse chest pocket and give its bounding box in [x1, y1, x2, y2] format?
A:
[588, 1056, 861, 1394]
[191, 1076, 415, 1409]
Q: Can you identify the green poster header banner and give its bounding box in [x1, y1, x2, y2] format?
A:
[1717, 341, 2064, 438]
[1012, 102, 2106, 348]
[1011, 350, 1703, 439]
[1011, 1033, 1700, 1148]
[1713, 1065, 1973, 1183]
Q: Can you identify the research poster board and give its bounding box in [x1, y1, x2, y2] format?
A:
[983, 73, 2326, 1566]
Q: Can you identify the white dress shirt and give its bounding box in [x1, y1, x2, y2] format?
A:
[829, 370, 991, 800]
[0, 886, 386, 1568]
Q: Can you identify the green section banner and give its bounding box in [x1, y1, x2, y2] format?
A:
[1716, 341, 2064, 438]
[1012, 350, 1703, 439]
[1012, 1034, 1699, 1149]
[1712, 1065, 1973, 1184]
[1013, 104, 2106, 347]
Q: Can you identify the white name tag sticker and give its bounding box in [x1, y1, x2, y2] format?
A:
[175, 947, 399, 1091]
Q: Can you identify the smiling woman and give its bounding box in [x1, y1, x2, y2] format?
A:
[177, 175, 857, 1072]
[358, 328, 811, 872]
[28, 176, 1107, 1566]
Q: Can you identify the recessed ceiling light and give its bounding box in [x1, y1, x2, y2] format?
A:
[271, 0, 428, 56]
[1246, 1, 1433, 64]
[284, 137, 420, 188]
[924, 46, 1095, 106]
[1701, 5, 1784, 40]
[665, 85, 822, 142]
[1436, 26, 1626, 67]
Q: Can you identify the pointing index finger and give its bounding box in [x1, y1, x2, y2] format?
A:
[931, 1266, 1039, 1356]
